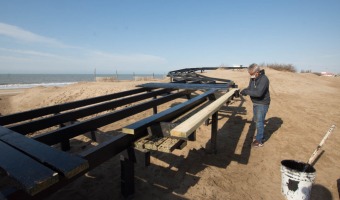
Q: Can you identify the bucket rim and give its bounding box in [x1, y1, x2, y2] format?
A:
[281, 159, 316, 173]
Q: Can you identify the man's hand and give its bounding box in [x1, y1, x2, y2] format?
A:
[240, 89, 248, 96]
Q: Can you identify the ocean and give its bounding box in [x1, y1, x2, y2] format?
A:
[0, 74, 165, 89]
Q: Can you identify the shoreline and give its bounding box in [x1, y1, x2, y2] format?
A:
[0, 89, 25, 96]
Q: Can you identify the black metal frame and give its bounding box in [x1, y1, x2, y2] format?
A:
[0, 70, 239, 199]
[8, 88, 172, 134]
[167, 66, 246, 84]
[0, 88, 148, 126]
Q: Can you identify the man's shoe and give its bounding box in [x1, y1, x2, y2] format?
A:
[252, 140, 263, 148]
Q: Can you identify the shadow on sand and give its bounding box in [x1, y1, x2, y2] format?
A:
[131, 96, 284, 198]
[310, 184, 333, 200]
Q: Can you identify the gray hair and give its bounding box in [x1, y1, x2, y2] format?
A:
[248, 63, 260, 73]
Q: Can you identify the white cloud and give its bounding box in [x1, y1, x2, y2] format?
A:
[0, 22, 73, 48]
[0, 47, 167, 65]
[0, 23, 169, 73]
[0, 47, 63, 58]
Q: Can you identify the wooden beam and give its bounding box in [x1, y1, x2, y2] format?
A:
[122, 89, 217, 135]
[170, 88, 238, 138]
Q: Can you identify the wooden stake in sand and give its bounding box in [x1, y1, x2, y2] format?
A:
[304, 124, 336, 171]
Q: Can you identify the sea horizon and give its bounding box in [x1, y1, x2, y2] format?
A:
[0, 73, 166, 90]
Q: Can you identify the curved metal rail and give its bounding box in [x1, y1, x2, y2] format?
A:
[167, 66, 246, 84]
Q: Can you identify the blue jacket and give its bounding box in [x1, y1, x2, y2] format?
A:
[245, 69, 270, 105]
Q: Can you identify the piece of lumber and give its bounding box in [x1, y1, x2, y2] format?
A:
[0, 140, 59, 196]
[134, 136, 150, 149]
[122, 89, 217, 135]
[0, 126, 88, 179]
[170, 88, 238, 138]
[157, 138, 184, 153]
[144, 137, 168, 151]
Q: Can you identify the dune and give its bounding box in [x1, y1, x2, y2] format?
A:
[0, 68, 339, 199]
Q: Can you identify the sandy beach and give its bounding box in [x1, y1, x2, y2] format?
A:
[0, 89, 25, 96]
[1, 69, 339, 200]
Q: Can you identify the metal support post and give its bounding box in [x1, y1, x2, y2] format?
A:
[204, 118, 210, 126]
[58, 116, 71, 151]
[188, 131, 196, 141]
[153, 96, 157, 114]
[120, 156, 134, 198]
[210, 111, 218, 154]
[90, 130, 97, 142]
[61, 139, 71, 151]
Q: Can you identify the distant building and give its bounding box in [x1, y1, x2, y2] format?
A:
[320, 72, 335, 77]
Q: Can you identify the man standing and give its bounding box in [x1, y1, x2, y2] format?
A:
[240, 63, 270, 147]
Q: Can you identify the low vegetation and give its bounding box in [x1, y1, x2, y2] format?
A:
[300, 69, 312, 73]
[259, 63, 297, 73]
[301, 70, 323, 76]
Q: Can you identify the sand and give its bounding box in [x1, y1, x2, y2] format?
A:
[0, 69, 339, 200]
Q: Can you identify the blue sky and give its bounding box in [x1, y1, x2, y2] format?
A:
[0, 0, 339, 74]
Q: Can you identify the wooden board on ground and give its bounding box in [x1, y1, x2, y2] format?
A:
[133, 136, 185, 153]
[158, 138, 185, 153]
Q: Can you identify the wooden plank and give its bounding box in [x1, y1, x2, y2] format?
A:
[157, 138, 184, 153]
[134, 136, 150, 149]
[170, 88, 238, 138]
[144, 140, 158, 151]
[0, 126, 88, 179]
[0, 140, 59, 196]
[145, 137, 168, 150]
[122, 89, 217, 135]
[139, 136, 183, 153]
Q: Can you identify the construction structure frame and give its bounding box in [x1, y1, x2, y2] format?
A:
[0, 67, 243, 199]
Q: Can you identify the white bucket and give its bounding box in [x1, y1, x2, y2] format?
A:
[281, 160, 316, 200]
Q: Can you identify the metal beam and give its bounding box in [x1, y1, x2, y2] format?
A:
[0, 126, 88, 179]
[0, 88, 148, 126]
[33, 91, 188, 145]
[167, 67, 246, 75]
[138, 83, 230, 91]
[210, 112, 218, 154]
[9, 89, 171, 134]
